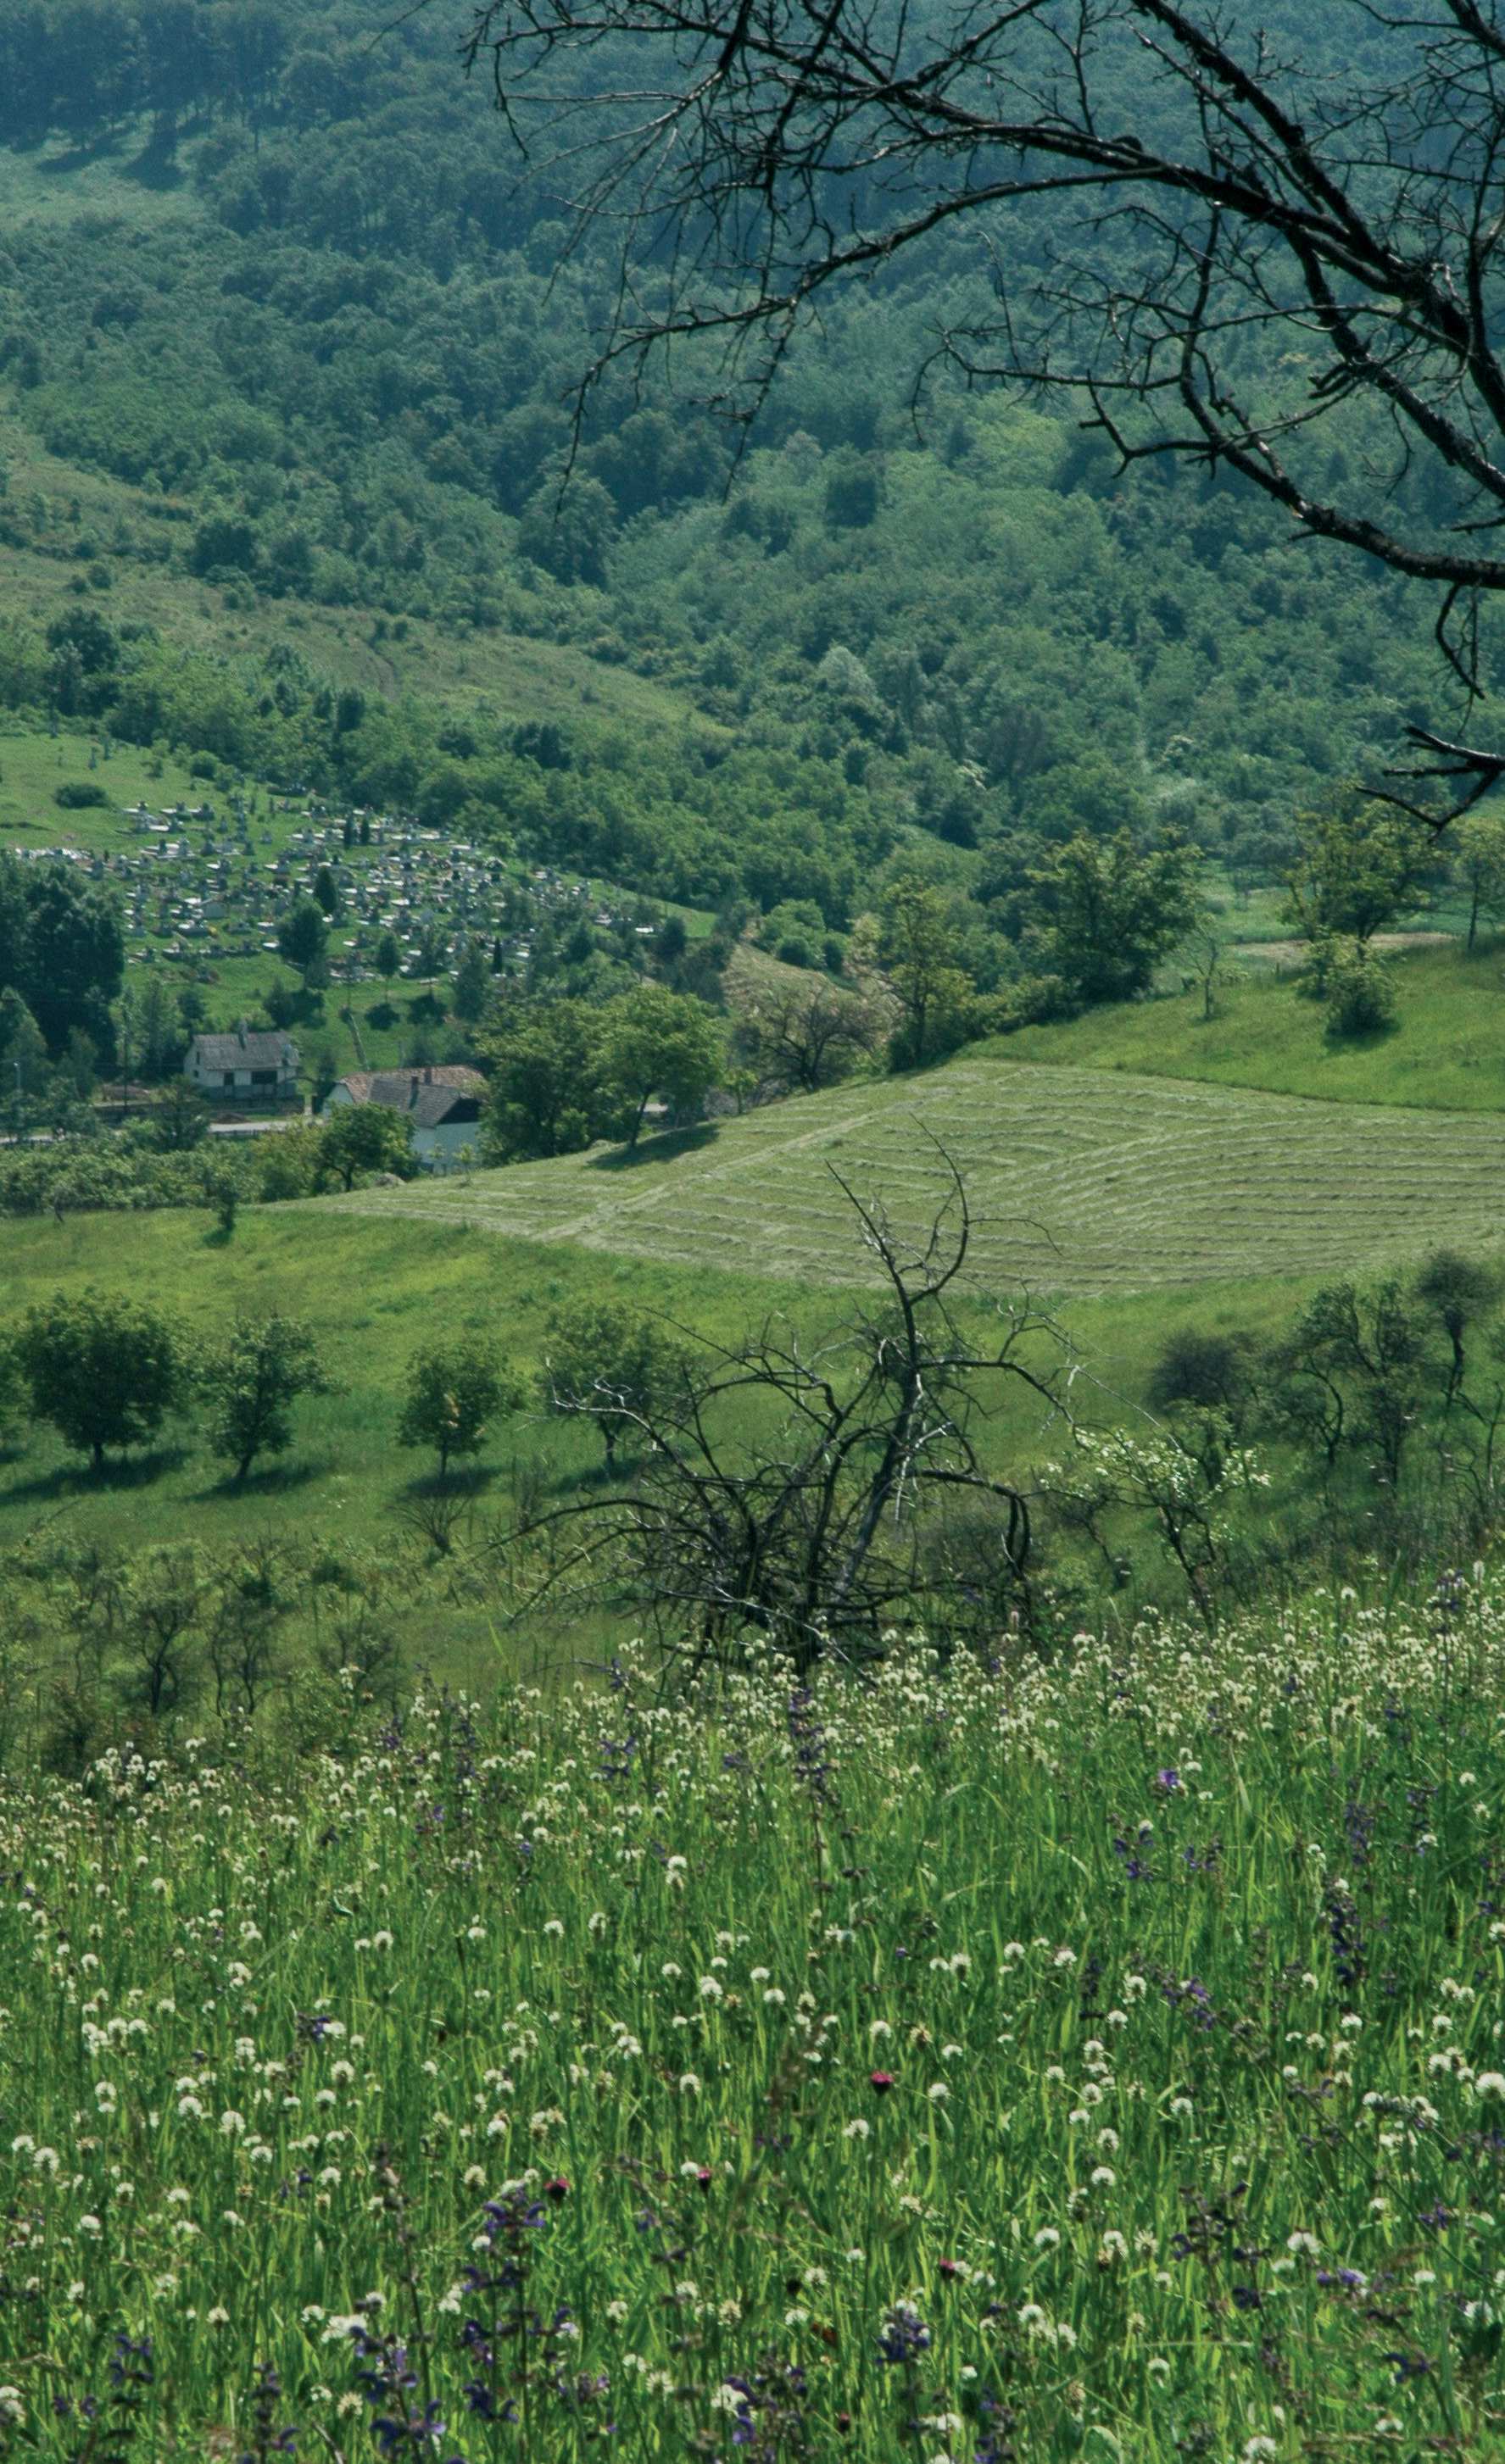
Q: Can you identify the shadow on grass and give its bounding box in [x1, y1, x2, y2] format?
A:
[36, 136, 125, 175]
[549, 1453, 635, 1499]
[3, 1447, 189, 1505]
[400, 1464, 497, 1500]
[194, 1459, 326, 1504]
[123, 139, 186, 192]
[587, 1123, 720, 1172]
[1324, 1019, 1402, 1051]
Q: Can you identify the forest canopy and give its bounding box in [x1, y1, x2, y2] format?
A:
[0, 0, 1485, 924]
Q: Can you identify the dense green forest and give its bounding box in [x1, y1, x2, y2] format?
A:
[0, 0, 1474, 941]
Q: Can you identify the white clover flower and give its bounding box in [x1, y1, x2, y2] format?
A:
[844, 2118, 871, 2140]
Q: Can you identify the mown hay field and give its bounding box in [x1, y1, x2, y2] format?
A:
[337, 1058, 1505, 1298]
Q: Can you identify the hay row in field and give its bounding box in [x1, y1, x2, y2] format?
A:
[333, 1058, 1505, 1295]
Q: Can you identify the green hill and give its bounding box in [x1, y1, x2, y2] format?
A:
[332, 1053, 1505, 1297]
[989, 939, 1505, 1112]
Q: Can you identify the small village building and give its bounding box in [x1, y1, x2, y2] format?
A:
[185, 1022, 301, 1107]
[322, 1065, 485, 1171]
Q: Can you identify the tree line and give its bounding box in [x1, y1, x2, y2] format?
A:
[0, 1289, 684, 1488]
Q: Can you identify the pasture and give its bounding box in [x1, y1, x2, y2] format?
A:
[0, 1176, 1309, 1610]
[994, 940, 1505, 1112]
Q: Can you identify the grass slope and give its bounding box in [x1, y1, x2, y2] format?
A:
[992, 940, 1505, 1110]
[0, 1173, 1338, 1638]
[0, 392, 713, 739]
[8, 1605, 1505, 2459]
[334, 1053, 1505, 1296]
[0, 1206, 782, 1553]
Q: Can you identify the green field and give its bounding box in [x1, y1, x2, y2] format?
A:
[994, 939, 1505, 1110]
[333, 1051, 1505, 1296]
[0, 1180, 1313, 1605]
[3, 1033, 1502, 1645]
[0, 720, 209, 847]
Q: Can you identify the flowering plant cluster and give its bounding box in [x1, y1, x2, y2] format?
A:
[2, 1591, 1505, 2458]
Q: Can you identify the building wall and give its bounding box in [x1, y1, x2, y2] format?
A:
[414, 1120, 479, 1171]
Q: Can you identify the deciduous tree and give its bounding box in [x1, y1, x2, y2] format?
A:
[539, 1301, 688, 1466]
[399, 1338, 521, 1479]
[599, 983, 724, 1145]
[319, 1103, 414, 1191]
[1021, 832, 1201, 1009]
[452, 0, 1505, 817]
[201, 1315, 330, 1483]
[14, 1289, 187, 1471]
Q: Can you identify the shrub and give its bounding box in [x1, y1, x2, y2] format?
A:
[53, 780, 109, 809]
[1148, 1328, 1255, 1417]
[1323, 948, 1397, 1040]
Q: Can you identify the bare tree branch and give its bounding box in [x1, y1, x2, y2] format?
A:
[493, 1149, 1071, 1664]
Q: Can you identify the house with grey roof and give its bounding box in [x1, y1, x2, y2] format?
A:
[321, 1065, 485, 1171]
[185, 1022, 301, 1108]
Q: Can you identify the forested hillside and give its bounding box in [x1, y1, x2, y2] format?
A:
[0, 0, 1469, 933]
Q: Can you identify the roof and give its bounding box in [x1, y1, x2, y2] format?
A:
[190, 1029, 299, 1071]
[334, 1066, 486, 1129]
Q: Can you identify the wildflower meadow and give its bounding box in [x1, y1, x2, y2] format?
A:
[3, 1590, 1505, 2461]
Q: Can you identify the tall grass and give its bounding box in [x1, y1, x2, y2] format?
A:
[3, 1588, 1505, 2457]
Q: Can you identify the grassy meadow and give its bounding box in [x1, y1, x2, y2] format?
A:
[4, 1603, 1505, 2459]
[993, 939, 1505, 1112]
[0, 1186, 1329, 1683]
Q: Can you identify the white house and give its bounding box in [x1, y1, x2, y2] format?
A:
[322, 1065, 485, 1171]
[185, 1022, 301, 1107]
